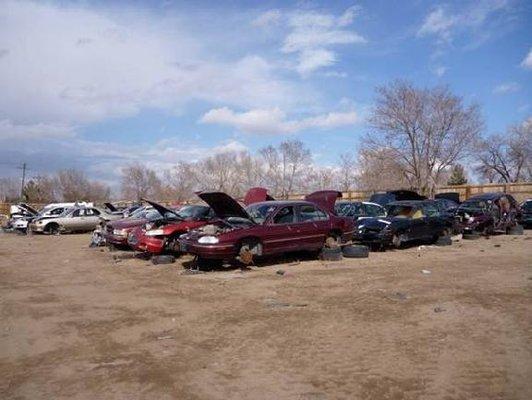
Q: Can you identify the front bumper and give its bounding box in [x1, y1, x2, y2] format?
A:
[178, 238, 236, 259]
[103, 232, 129, 245]
[353, 228, 392, 245]
[29, 223, 45, 233]
[127, 231, 165, 254]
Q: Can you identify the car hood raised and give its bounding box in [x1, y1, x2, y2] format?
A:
[197, 192, 251, 220]
[243, 187, 275, 206]
[305, 190, 342, 214]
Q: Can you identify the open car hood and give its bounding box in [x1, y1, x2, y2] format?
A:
[305, 190, 342, 214]
[141, 199, 181, 221]
[197, 192, 251, 220]
[13, 203, 39, 216]
[243, 187, 275, 206]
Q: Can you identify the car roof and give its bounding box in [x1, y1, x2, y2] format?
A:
[466, 192, 506, 201]
[387, 200, 428, 206]
[336, 200, 383, 206]
[249, 200, 318, 208]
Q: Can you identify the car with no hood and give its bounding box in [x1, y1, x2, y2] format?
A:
[354, 200, 447, 249]
[455, 192, 521, 235]
[178, 190, 354, 264]
[335, 201, 386, 221]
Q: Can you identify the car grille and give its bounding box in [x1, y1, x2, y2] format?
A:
[127, 232, 138, 246]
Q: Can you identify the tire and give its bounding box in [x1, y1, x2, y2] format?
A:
[152, 255, 176, 265]
[435, 235, 452, 246]
[391, 233, 406, 249]
[462, 232, 480, 240]
[45, 223, 60, 235]
[320, 247, 342, 261]
[507, 224, 524, 235]
[342, 244, 369, 258]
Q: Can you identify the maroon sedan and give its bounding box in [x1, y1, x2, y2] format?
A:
[103, 206, 164, 248]
[178, 190, 354, 264]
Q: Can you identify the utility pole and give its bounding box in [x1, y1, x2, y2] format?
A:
[19, 162, 27, 200]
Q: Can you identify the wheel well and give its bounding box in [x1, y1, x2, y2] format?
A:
[45, 222, 59, 229]
[328, 229, 342, 239]
[237, 236, 263, 255]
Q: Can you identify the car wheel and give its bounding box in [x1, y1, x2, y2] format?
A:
[320, 246, 342, 261]
[391, 233, 405, 249]
[238, 239, 262, 266]
[507, 224, 524, 235]
[342, 244, 369, 258]
[152, 255, 176, 265]
[462, 232, 480, 240]
[435, 235, 452, 246]
[45, 223, 60, 235]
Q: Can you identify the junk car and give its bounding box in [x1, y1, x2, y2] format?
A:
[30, 206, 121, 234]
[127, 188, 272, 255]
[354, 200, 447, 249]
[519, 199, 532, 228]
[455, 192, 521, 235]
[178, 190, 354, 265]
[103, 205, 163, 247]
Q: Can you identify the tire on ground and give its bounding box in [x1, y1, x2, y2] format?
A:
[507, 224, 524, 235]
[320, 247, 342, 261]
[342, 244, 369, 258]
[152, 255, 176, 265]
[462, 232, 480, 240]
[435, 235, 452, 246]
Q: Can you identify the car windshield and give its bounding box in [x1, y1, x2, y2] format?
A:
[522, 201, 532, 212]
[145, 210, 162, 221]
[178, 205, 209, 219]
[246, 204, 277, 224]
[335, 202, 362, 216]
[387, 205, 415, 218]
[459, 200, 489, 211]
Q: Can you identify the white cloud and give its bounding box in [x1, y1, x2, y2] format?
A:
[280, 8, 366, 75]
[0, 1, 301, 128]
[493, 82, 520, 94]
[431, 65, 447, 77]
[417, 1, 511, 45]
[200, 107, 358, 134]
[0, 119, 75, 140]
[521, 48, 532, 69]
[252, 10, 281, 27]
[417, 7, 456, 42]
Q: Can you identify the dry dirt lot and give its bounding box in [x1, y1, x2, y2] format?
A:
[1, 231, 531, 400]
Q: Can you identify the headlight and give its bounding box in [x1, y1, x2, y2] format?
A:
[198, 235, 219, 244]
[113, 229, 128, 236]
[468, 217, 475, 222]
[37, 220, 44, 225]
[145, 229, 164, 236]
[145, 223, 154, 230]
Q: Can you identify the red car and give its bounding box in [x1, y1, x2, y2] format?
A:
[128, 188, 274, 254]
[103, 206, 165, 248]
[178, 190, 354, 264]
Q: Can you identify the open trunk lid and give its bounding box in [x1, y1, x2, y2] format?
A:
[305, 190, 342, 214]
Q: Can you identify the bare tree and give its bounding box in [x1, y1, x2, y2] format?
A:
[337, 153, 357, 192]
[56, 169, 91, 201]
[121, 163, 162, 201]
[0, 177, 21, 202]
[23, 175, 57, 203]
[162, 161, 199, 202]
[475, 118, 532, 183]
[356, 147, 411, 191]
[367, 80, 483, 195]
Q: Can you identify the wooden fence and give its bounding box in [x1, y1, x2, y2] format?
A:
[1, 182, 531, 217]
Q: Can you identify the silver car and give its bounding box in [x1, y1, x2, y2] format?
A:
[30, 207, 121, 234]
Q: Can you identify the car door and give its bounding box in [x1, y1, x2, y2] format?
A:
[61, 209, 81, 231]
[262, 206, 299, 254]
[295, 204, 330, 250]
[409, 205, 429, 239]
[421, 203, 443, 238]
[82, 208, 101, 230]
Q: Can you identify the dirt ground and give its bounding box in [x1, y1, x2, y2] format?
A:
[0, 231, 531, 400]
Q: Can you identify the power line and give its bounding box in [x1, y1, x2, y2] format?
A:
[18, 163, 27, 199]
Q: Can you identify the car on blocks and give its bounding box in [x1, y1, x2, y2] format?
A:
[353, 200, 450, 250]
[178, 190, 357, 268]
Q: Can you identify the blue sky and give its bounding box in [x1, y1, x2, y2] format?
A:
[0, 0, 530, 184]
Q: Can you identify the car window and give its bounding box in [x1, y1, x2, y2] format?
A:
[72, 209, 81, 217]
[387, 205, 414, 218]
[422, 204, 439, 217]
[335, 202, 363, 217]
[272, 206, 295, 224]
[299, 204, 328, 222]
[364, 203, 385, 217]
[50, 208, 64, 215]
[90, 208, 100, 216]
